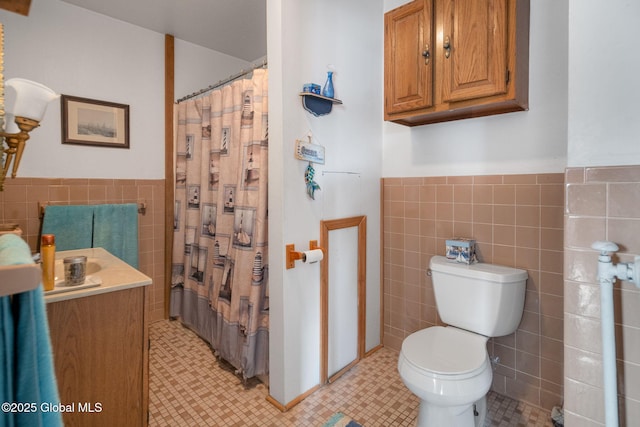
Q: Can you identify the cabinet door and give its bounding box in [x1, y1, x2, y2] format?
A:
[48, 287, 147, 427]
[441, 0, 508, 103]
[384, 0, 433, 116]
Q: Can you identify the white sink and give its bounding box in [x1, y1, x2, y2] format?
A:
[44, 247, 151, 303]
[47, 257, 103, 295]
[53, 257, 102, 281]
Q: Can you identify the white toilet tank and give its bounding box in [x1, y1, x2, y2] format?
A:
[429, 256, 528, 337]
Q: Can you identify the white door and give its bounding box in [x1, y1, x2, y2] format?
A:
[327, 226, 359, 379]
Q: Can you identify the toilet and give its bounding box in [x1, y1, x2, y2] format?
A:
[398, 255, 528, 427]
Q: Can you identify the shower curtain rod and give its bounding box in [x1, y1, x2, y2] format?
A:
[176, 59, 267, 103]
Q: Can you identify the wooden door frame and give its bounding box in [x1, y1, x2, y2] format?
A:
[320, 215, 367, 384]
[164, 34, 175, 317]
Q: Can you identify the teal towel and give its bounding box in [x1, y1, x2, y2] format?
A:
[42, 205, 94, 251]
[93, 203, 139, 268]
[0, 233, 27, 422]
[0, 234, 62, 427]
[0, 296, 14, 427]
[13, 288, 62, 427]
[0, 234, 35, 265]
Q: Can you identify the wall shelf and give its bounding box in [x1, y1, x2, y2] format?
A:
[299, 93, 343, 117]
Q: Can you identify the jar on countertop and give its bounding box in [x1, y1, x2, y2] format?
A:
[63, 255, 87, 286]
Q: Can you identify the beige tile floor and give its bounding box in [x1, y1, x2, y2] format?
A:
[149, 320, 554, 427]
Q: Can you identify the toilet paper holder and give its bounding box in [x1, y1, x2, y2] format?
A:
[286, 240, 324, 269]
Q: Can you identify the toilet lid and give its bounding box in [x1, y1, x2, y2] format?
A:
[401, 326, 488, 377]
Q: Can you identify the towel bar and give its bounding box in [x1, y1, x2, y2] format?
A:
[39, 201, 148, 218]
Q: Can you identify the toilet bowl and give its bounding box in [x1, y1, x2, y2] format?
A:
[398, 256, 527, 427]
[399, 326, 492, 427]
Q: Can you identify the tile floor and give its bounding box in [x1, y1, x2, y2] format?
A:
[149, 320, 555, 426]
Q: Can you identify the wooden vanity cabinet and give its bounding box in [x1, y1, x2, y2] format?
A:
[384, 0, 530, 126]
[47, 286, 149, 427]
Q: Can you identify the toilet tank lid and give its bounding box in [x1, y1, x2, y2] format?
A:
[429, 256, 528, 283]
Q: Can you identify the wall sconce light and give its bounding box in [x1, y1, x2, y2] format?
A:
[0, 78, 59, 191]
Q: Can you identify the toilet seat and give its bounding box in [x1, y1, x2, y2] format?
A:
[401, 326, 488, 380]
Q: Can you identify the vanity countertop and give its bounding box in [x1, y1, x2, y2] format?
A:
[45, 247, 151, 303]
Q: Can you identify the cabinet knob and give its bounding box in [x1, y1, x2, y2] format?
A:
[444, 36, 451, 59]
[422, 44, 430, 65]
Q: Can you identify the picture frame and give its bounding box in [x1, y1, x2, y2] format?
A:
[61, 95, 129, 148]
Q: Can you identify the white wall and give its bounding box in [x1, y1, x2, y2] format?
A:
[567, 0, 640, 167]
[0, 0, 249, 180]
[382, 0, 569, 177]
[174, 39, 253, 102]
[0, 0, 164, 179]
[267, 0, 383, 406]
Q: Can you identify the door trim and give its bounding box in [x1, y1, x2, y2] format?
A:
[320, 215, 367, 384]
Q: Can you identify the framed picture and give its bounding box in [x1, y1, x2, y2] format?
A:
[61, 95, 129, 148]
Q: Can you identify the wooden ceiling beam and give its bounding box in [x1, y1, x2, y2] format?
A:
[0, 0, 32, 16]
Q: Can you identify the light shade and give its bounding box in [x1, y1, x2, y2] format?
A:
[3, 114, 19, 133]
[6, 78, 59, 122]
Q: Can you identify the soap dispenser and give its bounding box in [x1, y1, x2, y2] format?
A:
[41, 234, 55, 291]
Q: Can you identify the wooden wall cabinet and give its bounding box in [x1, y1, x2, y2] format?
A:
[384, 0, 530, 126]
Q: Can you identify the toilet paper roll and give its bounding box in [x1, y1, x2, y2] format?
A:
[301, 249, 324, 264]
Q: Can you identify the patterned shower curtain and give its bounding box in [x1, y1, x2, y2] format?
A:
[170, 69, 269, 378]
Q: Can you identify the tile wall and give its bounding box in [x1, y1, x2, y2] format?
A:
[0, 177, 166, 322]
[564, 165, 640, 426]
[382, 174, 564, 411]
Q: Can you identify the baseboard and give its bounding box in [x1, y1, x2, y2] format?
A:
[266, 383, 321, 412]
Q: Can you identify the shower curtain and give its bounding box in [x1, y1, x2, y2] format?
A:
[170, 69, 269, 378]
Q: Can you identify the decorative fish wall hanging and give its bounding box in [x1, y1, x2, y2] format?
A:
[305, 162, 320, 200]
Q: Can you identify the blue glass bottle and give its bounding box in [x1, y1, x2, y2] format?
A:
[322, 71, 334, 98]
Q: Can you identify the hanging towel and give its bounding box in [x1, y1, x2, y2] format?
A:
[42, 205, 94, 251]
[0, 235, 18, 427]
[0, 234, 62, 427]
[93, 203, 139, 268]
[13, 288, 63, 427]
[0, 295, 14, 427]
